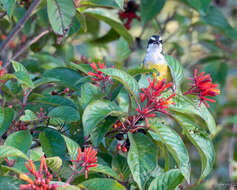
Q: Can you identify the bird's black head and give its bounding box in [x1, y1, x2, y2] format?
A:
[147, 35, 163, 47]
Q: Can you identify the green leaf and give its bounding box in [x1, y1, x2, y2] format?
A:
[112, 154, 131, 181]
[116, 37, 131, 62]
[63, 135, 79, 160]
[12, 61, 34, 88]
[80, 178, 126, 190]
[140, 0, 165, 24]
[114, 0, 124, 9]
[43, 67, 82, 90]
[0, 145, 29, 160]
[83, 8, 133, 45]
[128, 133, 158, 189]
[48, 106, 80, 123]
[170, 94, 216, 135]
[47, 0, 76, 35]
[201, 6, 237, 41]
[149, 120, 190, 183]
[101, 68, 139, 99]
[36, 95, 76, 108]
[148, 169, 184, 190]
[58, 185, 81, 190]
[203, 62, 228, 88]
[82, 100, 121, 137]
[89, 164, 121, 180]
[165, 55, 184, 91]
[81, 83, 101, 109]
[0, 176, 22, 190]
[91, 116, 117, 147]
[4, 130, 32, 155]
[20, 110, 38, 122]
[39, 128, 66, 160]
[180, 0, 211, 13]
[173, 113, 215, 181]
[0, 107, 14, 136]
[0, 0, 16, 17]
[46, 156, 62, 173]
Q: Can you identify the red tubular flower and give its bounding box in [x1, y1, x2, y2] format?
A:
[0, 61, 4, 76]
[71, 146, 97, 179]
[184, 69, 220, 107]
[4, 158, 16, 167]
[19, 156, 58, 190]
[136, 78, 176, 127]
[88, 62, 112, 91]
[119, 1, 141, 29]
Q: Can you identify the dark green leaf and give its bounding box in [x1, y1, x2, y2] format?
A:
[89, 164, 121, 180]
[149, 119, 190, 183]
[165, 55, 184, 91]
[91, 116, 117, 147]
[148, 169, 184, 190]
[140, 0, 165, 24]
[80, 178, 126, 190]
[0, 145, 29, 160]
[43, 67, 82, 90]
[204, 62, 228, 88]
[201, 6, 237, 41]
[116, 37, 131, 62]
[173, 113, 215, 181]
[63, 135, 79, 160]
[39, 128, 66, 160]
[4, 130, 32, 155]
[83, 8, 133, 45]
[101, 68, 139, 98]
[0, 107, 14, 136]
[180, 0, 211, 13]
[0, 176, 22, 190]
[80, 83, 101, 109]
[128, 133, 158, 189]
[48, 106, 80, 122]
[47, 0, 76, 35]
[36, 95, 76, 108]
[82, 100, 121, 137]
[112, 154, 131, 181]
[169, 94, 216, 135]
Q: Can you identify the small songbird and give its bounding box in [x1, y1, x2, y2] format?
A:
[143, 35, 172, 82]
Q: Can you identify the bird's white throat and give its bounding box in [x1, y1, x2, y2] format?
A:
[144, 44, 165, 64]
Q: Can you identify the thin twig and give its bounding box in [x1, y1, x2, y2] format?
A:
[0, 12, 7, 19]
[12, 29, 50, 60]
[0, 0, 42, 53]
[3, 29, 50, 69]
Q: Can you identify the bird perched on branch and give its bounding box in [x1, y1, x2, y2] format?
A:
[143, 35, 172, 83]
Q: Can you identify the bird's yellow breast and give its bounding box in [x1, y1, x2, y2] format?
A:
[145, 62, 171, 81]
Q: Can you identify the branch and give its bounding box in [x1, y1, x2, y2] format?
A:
[12, 29, 50, 60]
[0, 12, 7, 19]
[0, 0, 42, 53]
[3, 29, 50, 69]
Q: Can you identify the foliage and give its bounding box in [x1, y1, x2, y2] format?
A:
[0, 0, 236, 189]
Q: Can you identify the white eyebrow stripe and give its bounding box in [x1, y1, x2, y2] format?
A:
[159, 37, 162, 40]
[150, 37, 156, 41]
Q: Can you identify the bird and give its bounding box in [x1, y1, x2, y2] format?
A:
[143, 35, 172, 83]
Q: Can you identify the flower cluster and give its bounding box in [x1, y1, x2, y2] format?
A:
[184, 69, 220, 107]
[137, 78, 176, 127]
[71, 146, 97, 179]
[88, 62, 112, 91]
[4, 158, 16, 167]
[1, 34, 16, 48]
[19, 156, 58, 190]
[119, 0, 141, 29]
